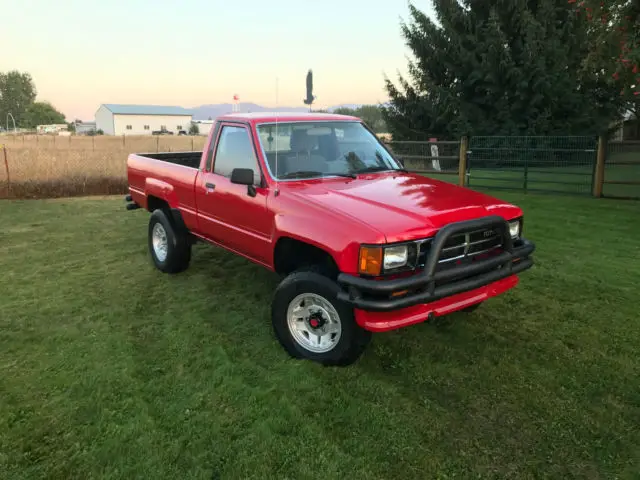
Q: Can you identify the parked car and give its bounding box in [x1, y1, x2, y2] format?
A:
[125, 112, 535, 366]
[152, 128, 173, 135]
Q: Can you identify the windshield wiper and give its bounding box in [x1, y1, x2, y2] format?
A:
[354, 165, 407, 174]
[279, 170, 356, 179]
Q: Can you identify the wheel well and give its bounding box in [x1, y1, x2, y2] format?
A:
[146, 196, 190, 238]
[147, 195, 169, 213]
[274, 237, 339, 278]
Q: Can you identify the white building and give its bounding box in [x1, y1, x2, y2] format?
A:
[75, 121, 97, 135]
[37, 124, 68, 134]
[95, 104, 193, 135]
[191, 119, 215, 136]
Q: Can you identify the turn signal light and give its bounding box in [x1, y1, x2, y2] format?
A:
[391, 289, 409, 297]
[359, 246, 383, 275]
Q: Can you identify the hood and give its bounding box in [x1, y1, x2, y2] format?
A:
[281, 172, 523, 243]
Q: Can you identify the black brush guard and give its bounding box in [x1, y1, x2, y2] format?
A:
[337, 215, 535, 312]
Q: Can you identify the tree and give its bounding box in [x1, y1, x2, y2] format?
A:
[568, 0, 640, 136]
[382, 1, 624, 140]
[0, 70, 37, 128]
[334, 107, 358, 116]
[357, 105, 387, 133]
[189, 123, 200, 135]
[22, 101, 66, 128]
[569, 1, 639, 94]
[334, 105, 388, 132]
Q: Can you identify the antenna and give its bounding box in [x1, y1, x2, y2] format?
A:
[274, 77, 279, 197]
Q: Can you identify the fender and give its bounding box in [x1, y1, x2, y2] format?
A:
[274, 213, 372, 275]
[145, 178, 179, 209]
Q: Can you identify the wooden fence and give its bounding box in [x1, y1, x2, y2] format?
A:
[385, 136, 640, 199]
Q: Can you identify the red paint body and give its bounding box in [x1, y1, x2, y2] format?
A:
[127, 112, 527, 332]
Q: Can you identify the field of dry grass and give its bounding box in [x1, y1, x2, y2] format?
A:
[0, 135, 209, 199]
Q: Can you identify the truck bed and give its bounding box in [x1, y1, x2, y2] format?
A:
[138, 151, 202, 169]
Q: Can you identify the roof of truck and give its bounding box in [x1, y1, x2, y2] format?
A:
[216, 112, 361, 123]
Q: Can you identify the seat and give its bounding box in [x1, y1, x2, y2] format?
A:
[318, 133, 341, 161]
[282, 129, 328, 175]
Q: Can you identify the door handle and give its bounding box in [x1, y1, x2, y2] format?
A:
[205, 182, 215, 192]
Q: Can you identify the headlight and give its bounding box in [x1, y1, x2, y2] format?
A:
[508, 219, 521, 239]
[359, 243, 418, 275]
[384, 245, 408, 270]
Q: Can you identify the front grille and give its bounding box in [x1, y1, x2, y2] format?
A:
[417, 227, 503, 269]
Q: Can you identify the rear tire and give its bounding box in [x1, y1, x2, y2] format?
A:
[271, 267, 371, 366]
[148, 209, 191, 274]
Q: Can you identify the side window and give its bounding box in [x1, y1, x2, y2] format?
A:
[213, 126, 260, 184]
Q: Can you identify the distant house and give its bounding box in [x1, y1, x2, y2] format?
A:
[75, 121, 97, 135]
[36, 124, 69, 135]
[612, 110, 640, 141]
[191, 119, 214, 136]
[95, 104, 193, 136]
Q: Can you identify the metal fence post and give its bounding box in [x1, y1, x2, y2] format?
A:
[524, 152, 529, 193]
[458, 136, 468, 186]
[2, 145, 10, 194]
[593, 135, 606, 198]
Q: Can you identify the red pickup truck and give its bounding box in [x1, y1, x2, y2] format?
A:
[126, 112, 535, 366]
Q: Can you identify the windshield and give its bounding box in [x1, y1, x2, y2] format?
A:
[256, 121, 403, 180]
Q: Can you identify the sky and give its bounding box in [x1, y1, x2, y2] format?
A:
[2, 0, 435, 121]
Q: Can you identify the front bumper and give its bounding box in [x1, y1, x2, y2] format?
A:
[337, 215, 535, 314]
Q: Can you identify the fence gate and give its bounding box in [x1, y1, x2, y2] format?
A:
[466, 136, 598, 195]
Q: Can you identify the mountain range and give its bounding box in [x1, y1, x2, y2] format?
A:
[190, 103, 365, 120]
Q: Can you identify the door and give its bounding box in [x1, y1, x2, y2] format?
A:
[195, 123, 272, 265]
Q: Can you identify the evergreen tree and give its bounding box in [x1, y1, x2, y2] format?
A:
[383, 0, 624, 140]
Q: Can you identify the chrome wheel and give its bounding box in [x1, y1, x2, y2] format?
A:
[286, 293, 342, 353]
[151, 223, 168, 262]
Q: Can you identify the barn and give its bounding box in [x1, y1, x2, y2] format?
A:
[95, 104, 193, 135]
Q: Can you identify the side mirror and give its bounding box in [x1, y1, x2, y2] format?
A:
[230, 168, 257, 197]
[230, 168, 254, 186]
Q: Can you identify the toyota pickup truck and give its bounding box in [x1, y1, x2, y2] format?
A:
[125, 112, 535, 366]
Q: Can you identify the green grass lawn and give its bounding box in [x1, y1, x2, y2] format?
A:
[1, 194, 640, 479]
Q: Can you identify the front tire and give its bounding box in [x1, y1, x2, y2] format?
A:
[271, 268, 371, 366]
[148, 209, 191, 274]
